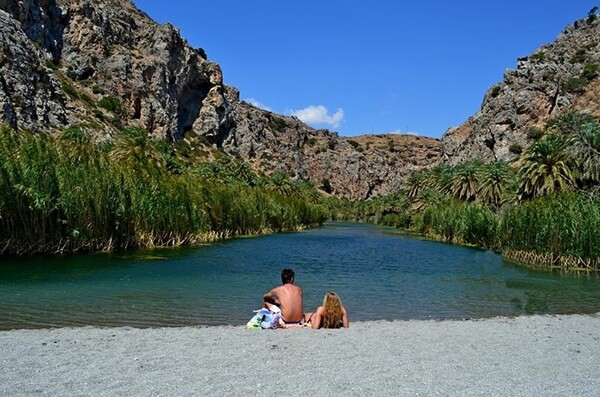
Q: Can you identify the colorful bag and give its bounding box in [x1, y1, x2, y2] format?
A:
[245, 306, 282, 329]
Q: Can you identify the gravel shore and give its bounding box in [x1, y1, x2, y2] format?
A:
[1, 314, 599, 396]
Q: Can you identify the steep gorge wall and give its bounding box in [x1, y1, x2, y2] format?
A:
[1, 0, 231, 141]
[441, 14, 600, 164]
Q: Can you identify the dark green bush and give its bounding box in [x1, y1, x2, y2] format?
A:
[509, 143, 523, 154]
[99, 96, 123, 115]
[347, 140, 360, 149]
[562, 77, 588, 93]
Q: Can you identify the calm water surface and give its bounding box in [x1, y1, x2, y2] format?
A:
[0, 222, 599, 329]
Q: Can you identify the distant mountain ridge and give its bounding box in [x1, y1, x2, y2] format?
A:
[1, 1, 599, 199]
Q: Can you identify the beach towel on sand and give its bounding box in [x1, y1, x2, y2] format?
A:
[245, 306, 281, 329]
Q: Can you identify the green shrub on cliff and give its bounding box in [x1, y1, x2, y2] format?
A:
[99, 96, 123, 115]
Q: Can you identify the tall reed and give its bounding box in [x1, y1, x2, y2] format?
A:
[499, 192, 600, 261]
[0, 126, 327, 255]
[418, 200, 498, 248]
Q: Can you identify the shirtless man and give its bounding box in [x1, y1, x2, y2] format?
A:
[263, 268, 304, 326]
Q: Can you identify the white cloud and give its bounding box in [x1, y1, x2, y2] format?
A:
[377, 129, 420, 136]
[289, 105, 344, 128]
[245, 98, 272, 112]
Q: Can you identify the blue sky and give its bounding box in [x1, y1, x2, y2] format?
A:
[132, 1, 597, 138]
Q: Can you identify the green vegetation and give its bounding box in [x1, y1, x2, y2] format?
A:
[268, 116, 287, 132]
[0, 125, 326, 255]
[387, 140, 396, 152]
[344, 111, 600, 271]
[2, 110, 600, 271]
[509, 143, 523, 154]
[500, 192, 600, 267]
[61, 81, 79, 99]
[347, 140, 360, 149]
[528, 51, 546, 63]
[588, 6, 599, 22]
[99, 96, 123, 115]
[306, 137, 317, 146]
[561, 62, 599, 93]
[526, 126, 544, 140]
[562, 76, 589, 93]
[570, 48, 588, 64]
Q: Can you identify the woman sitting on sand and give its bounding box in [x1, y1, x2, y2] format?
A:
[305, 291, 349, 329]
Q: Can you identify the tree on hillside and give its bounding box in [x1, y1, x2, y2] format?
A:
[546, 110, 595, 136]
[451, 160, 483, 201]
[477, 161, 515, 209]
[264, 171, 295, 196]
[518, 134, 575, 199]
[110, 127, 165, 177]
[569, 120, 600, 187]
[424, 165, 454, 194]
[406, 172, 426, 198]
[588, 6, 599, 22]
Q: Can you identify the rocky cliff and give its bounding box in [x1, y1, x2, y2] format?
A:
[441, 12, 600, 164]
[0, 0, 441, 200]
[1, 0, 232, 140]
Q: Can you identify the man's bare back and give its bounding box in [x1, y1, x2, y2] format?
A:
[266, 284, 303, 323]
[263, 269, 304, 324]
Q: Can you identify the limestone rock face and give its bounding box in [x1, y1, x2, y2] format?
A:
[441, 15, 600, 164]
[1, 0, 229, 140]
[0, 0, 442, 199]
[226, 102, 442, 200]
[0, 8, 67, 131]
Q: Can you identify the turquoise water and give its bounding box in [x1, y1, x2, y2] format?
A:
[0, 222, 598, 329]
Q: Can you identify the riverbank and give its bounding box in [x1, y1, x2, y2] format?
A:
[1, 314, 598, 396]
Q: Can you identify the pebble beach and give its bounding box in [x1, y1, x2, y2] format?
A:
[1, 314, 599, 396]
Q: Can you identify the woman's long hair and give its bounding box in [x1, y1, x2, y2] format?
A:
[321, 291, 343, 328]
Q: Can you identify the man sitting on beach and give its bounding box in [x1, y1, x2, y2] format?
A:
[263, 268, 304, 327]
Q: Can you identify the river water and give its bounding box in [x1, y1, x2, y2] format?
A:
[0, 222, 598, 329]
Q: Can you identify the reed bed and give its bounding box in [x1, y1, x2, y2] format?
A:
[499, 192, 600, 270]
[0, 126, 327, 255]
[502, 249, 600, 271]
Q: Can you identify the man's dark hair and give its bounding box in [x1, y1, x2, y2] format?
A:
[281, 268, 295, 284]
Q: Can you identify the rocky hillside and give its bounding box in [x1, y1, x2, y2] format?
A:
[6, 2, 596, 199]
[0, 0, 441, 200]
[442, 11, 600, 164]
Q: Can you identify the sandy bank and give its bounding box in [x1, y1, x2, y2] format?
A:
[1, 314, 599, 396]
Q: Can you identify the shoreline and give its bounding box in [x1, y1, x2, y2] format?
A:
[1, 314, 599, 396]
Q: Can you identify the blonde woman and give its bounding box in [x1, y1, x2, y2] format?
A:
[305, 291, 349, 329]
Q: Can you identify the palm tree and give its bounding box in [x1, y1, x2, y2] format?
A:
[294, 179, 323, 204]
[451, 160, 483, 201]
[265, 171, 295, 196]
[406, 172, 425, 198]
[378, 192, 408, 215]
[234, 161, 257, 186]
[518, 134, 575, 199]
[409, 187, 445, 214]
[546, 110, 594, 136]
[424, 165, 454, 194]
[56, 126, 95, 164]
[569, 121, 600, 186]
[110, 127, 165, 177]
[477, 161, 515, 209]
